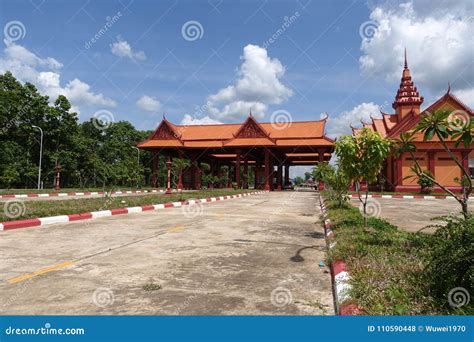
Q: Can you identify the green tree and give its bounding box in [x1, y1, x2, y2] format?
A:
[335, 128, 391, 227]
[396, 109, 472, 218]
[294, 176, 304, 185]
[313, 163, 350, 207]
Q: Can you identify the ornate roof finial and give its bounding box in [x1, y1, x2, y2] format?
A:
[162, 113, 166, 120]
[447, 82, 451, 94]
[404, 48, 408, 69]
[249, 107, 252, 117]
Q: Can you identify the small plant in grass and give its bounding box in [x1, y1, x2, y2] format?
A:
[335, 128, 391, 227]
[143, 281, 162, 291]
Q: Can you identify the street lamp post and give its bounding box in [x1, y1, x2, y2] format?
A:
[32, 125, 43, 190]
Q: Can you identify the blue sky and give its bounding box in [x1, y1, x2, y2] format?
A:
[1, 0, 472, 139]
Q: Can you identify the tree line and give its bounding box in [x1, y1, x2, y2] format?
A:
[0, 71, 167, 189]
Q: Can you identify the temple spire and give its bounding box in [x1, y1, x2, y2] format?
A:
[392, 49, 423, 118]
[404, 48, 408, 69]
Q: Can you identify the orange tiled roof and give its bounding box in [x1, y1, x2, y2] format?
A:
[138, 116, 333, 149]
[353, 91, 473, 140]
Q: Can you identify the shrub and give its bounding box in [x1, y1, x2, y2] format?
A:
[314, 163, 350, 207]
[424, 215, 473, 311]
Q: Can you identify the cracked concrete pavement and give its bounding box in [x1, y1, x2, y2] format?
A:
[0, 191, 334, 315]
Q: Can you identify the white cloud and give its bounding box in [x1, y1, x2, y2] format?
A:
[453, 88, 474, 108]
[0, 41, 116, 112]
[180, 114, 222, 125]
[110, 37, 146, 61]
[327, 102, 380, 138]
[136, 95, 161, 112]
[206, 44, 293, 121]
[359, 1, 473, 103]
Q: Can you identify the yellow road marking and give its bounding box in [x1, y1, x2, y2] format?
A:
[7, 224, 186, 285]
[166, 225, 185, 233]
[7, 261, 75, 284]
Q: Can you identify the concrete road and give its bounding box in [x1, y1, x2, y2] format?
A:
[0, 191, 333, 315]
[351, 197, 471, 233]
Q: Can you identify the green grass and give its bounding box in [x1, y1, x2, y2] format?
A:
[324, 201, 472, 315]
[0, 189, 254, 222]
[0, 187, 159, 195]
[347, 190, 448, 197]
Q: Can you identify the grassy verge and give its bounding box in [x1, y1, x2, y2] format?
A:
[348, 191, 447, 197]
[324, 198, 473, 315]
[0, 187, 160, 195]
[0, 189, 254, 222]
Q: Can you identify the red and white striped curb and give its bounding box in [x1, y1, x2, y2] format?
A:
[0, 189, 168, 199]
[349, 194, 453, 200]
[0, 191, 265, 231]
[319, 194, 363, 315]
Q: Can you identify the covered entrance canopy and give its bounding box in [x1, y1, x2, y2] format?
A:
[137, 114, 334, 191]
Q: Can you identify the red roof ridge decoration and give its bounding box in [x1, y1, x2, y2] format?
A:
[150, 118, 183, 144]
[225, 114, 276, 145]
[423, 86, 473, 115]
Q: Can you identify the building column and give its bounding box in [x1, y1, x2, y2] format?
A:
[269, 155, 275, 191]
[284, 165, 290, 186]
[151, 150, 158, 188]
[395, 155, 403, 186]
[227, 164, 233, 188]
[165, 157, 172, 194]
[264, 149, 271, 191]
[428, 151, 436, 177]
[277, 164, 283, 191]
[386, 157, 393, 189]
[235, 149, 241, 189]
[254, 160, 260, 189]
[243, 158, 249, 189]
[177, 151, 184, 191]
